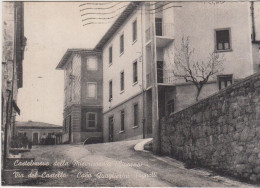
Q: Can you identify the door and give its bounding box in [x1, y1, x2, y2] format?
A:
[157, 61, 164, 83]
[68, 115, 72, 143]
[32, 132, 39, 145]
[155, 18, 162, 36]
[108, 116, 114, 142]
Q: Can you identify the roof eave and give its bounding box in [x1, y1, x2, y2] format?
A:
[56, 49, 102, 70]
[94, 2, 141, 51]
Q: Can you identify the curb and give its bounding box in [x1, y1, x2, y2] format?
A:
[134, 138, 153, 152]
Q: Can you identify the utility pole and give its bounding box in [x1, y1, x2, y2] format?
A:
[150, 3, 160, 154]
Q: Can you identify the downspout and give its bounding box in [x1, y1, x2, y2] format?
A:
[251, 1, 256, 42]
[141, 3, 145, 139]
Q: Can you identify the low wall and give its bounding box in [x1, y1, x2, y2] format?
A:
[160, 73, 260, 183]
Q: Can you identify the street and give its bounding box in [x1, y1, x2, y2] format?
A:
[21, 139, 252, 187]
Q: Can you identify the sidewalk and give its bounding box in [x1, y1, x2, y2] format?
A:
[134, 138, 255, 187]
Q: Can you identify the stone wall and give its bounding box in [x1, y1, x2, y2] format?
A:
[160, 73, 260, 183]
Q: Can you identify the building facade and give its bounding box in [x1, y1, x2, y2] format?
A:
[2, 2, 26, 167]
[15, 121, 63, 145]
[94, 2, 260, 142]
[56, 49, 103, 143]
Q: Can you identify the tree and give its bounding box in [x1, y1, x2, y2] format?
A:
[169, 36, 225, 101]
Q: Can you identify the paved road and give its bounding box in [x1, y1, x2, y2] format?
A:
[22, 139, 252, 187]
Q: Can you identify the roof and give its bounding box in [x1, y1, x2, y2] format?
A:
[94, 2, 141, 50]
[15, 121, 62, 129]
[56, 48, 101, 70]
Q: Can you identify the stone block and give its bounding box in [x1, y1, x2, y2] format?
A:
[248, 154, 258, 164]
[240, 127, 255, 142]
[249, 174, 258, 182]
[234, 145, 244, 154]
[235, 164, 247, 174]
[253, 166, 260, 174]
[235, 122, 244, 132]
[254, 81, 260, 88]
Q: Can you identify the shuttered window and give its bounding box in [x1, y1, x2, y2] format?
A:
[133, 61, 138, 83]
[120, 71, 124, 91]
[109, 46, 112, 64]
[133, 20, 137, 42]
[109, 80, 112, 101]
[120, 34, 124, 54]
[134, 104, 139, 126]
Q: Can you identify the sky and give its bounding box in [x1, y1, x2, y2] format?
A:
[16, 2, 122, 125]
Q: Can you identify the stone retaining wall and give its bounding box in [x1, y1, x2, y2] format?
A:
[160, 73, 260, 183]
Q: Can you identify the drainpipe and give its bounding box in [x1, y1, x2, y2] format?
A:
[141, 3, 145, 139]
[251, 1, 256, 42]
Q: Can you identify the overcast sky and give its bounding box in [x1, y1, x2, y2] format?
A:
[16, 2, 121, 125]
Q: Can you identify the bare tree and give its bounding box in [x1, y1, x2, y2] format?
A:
[169, 36, 225, 101]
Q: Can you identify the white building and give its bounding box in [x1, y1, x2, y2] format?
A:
[93, 2, 260, 142]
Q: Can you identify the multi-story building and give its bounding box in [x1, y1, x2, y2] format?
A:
[94, 2, 260, 143]
[2, 2, 26, 168]
[56, 49, 103, 143]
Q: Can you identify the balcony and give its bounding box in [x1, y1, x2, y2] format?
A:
[146, 68, 176, 88]
[145, 23, 174, 47]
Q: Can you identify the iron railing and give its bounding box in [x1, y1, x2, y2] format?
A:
[146, 68, 176, 87]
[145, 23, 174, 43]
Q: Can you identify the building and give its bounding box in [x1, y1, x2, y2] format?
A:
[15, 121, 63, 145]
[2, 2, 26, 168]
[94, 2, 260, 143]
[56, 49, 103, 143]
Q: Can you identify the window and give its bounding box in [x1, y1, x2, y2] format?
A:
[120, 71, 124, 91]
[109, 80, 113, 101]
[87, 83, 97, 98]
[18, 132, 24, 136]
[86, 113, 97, 128]
[134, 104, 139, 126]
[215, 29, 231, 51]
[121, 110, 125, 131]
[132, 20, 137, 42]
[120, 34, 124, 54]
[109, 46, 112, 65]
[133, 61, 138, 83]
[167, 99, 174, 115]
[87, 56, 97, 70]
[218, 75, 233, 90]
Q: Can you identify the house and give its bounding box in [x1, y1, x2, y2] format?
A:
[94, 2, 260, 143]
[56, 49, 103, 143]
[15, 121, 63, 145]
[2, 2, 26, 168]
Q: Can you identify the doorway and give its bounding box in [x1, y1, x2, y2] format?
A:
[108, 116, 114, 142]
[32, 132, 39, 145]
[155, 18, 163, 36]
[68, 115, 72, 143]
[157, 61, 164, 83]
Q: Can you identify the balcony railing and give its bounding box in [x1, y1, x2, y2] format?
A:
[145, 23, 174, 43]
[146, 68, 176, 87]
[155, 22, 174, 37]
